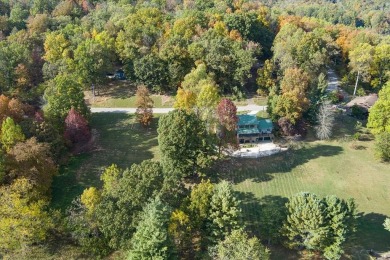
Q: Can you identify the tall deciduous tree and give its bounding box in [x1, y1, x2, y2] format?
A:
[96, 160, 165, 249]
[0, 178, 53, 253]
[135, 85, 154, 127]
[315, 104, 335, 140]
[8, 138, 57, 195]
[367, 82, 390, 135]
[374, 131, 390, 162]
[216, 98, 238, 132]
[158, 110, 212, 179]
[44, 74, 90, 128]
[216, 98, 239, 154]
[0, 116, 25, 152]
[127, 197, 172, 260]
[274, 67, 310, 125]
[64, 108, 91, 145]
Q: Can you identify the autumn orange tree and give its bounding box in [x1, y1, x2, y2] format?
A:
[135, 85, 154, 127]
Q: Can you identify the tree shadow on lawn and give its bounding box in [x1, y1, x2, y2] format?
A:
[349, 212, 390, 254]
[235, 192, 299, 259]
[212, 144, 343, 184]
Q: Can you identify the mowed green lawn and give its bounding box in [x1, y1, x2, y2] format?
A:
[52, 112, 390, 258]
[51, 113, 160, 210]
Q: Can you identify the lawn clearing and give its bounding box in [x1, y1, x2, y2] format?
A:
[213, 115, 390, 257]
[84, 80, 175, 108]
[51, 113, 160, 210]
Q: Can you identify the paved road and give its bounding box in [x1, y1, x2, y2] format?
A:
[91, 104, 267, 114]
[327, 69, 340, 93]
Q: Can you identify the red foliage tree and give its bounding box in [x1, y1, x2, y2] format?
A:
[216, 98, 239, 155]
[216, 98, 238, 131]
[64, 108, 91, 145]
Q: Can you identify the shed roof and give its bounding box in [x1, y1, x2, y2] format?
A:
[346, 94, 378, 110]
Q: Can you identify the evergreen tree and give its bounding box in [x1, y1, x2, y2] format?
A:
[209, 229, 270, 260]
[282, 193, 329, 251]
[128, 197, 172, 260]
[208, 181, 241, 242]
[282, 193, 357, 259]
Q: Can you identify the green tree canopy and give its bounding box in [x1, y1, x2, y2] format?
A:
[367, 82, 390, 134]
[0, 116, 25, 152]
[158, 110, 213, 179]
[209, 229, 270, 260]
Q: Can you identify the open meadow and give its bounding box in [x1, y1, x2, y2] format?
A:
[52, 112, 390, 259]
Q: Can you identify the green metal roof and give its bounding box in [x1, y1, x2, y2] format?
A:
[238, 115, 258, 126]
[258, 119, 273, 131]
[237, 128, 260, 135]
[237, 115, 273, 135]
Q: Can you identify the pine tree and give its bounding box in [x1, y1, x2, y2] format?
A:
[209, 229, 270, 260]
[282, 193, 329, 251]
[128, 197, 172, 260]
[208, 181, 241, 242]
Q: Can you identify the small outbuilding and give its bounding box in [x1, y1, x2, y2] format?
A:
[345, 94, 378, 112]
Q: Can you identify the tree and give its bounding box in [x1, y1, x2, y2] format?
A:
[274, 68, 310, 125]
[384, 218, 390, 232]
[208, 181, 241, 242]
[349, 43, 375, 89]
[72, 37, 114, 85]
[216, 98, 239, 154]
[168, 209, 191, 257]
[315, 104, 335, 140]
[0, 117, 25, 152]
[133, 54, 169, 92]
[64, 108, 91, 145]
[7, 138, 58, 195]
[96, 160, 165, 249]
[216, 98, 238, 132]
[374, 132, 390, 162]
[66, 196, 110, 257]
[282, 193, 357, 259]
[135, 85, 154, 127]
[44, 74, 90, 128]
[196, 82, 220, 122]
[282, 193, 329, 251]
[367, 82, 390, 135]
[158, 110, 212, 179]
[209, 229, 270, 260]
[174, 88, 197, 113]
[0, 178, 53, 253]
[257, 59, 276, 96]
[128, 197, 172, 260]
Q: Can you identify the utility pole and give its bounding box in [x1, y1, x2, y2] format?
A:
[92, 84, 95, 103]
[353, 71, 360, 97]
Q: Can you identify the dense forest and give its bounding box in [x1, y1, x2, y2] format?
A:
[0, 0, 389, 259]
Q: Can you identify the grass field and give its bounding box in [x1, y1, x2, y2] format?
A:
[52, 112, 390, 258]
[51, 113, 160, 210]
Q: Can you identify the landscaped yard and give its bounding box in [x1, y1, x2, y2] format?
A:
[52, 112, 390, 258]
